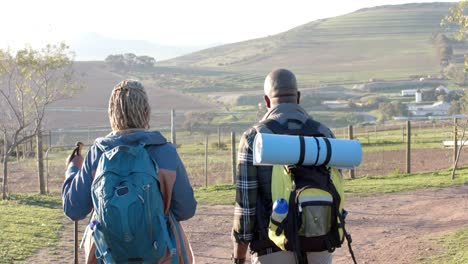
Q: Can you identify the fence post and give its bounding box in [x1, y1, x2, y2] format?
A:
[171, 109, 176, 146]
[204, 134, 208, 188]
[366, 129, 369, 144]
[453, 118, 458, 166]
[74, 221, 79, 264]
[218, 127, 221, 149]
[2, 133, 8, 199]
[406, 120, 411, 174]
[348, 125, 355, 179]
[37, 128, 46, 194]
[402, 125, 405, 143]
[46, 130, 52, 193]
[231, 132, 236, 184]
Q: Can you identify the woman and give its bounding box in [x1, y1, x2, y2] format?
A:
[62, 80, 197, 263]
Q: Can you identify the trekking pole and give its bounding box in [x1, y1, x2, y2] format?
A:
[74, 221, 79, 264]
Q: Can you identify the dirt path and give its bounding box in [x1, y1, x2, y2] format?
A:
[25, 185, 467, 264]
[184, 185, 468, 264]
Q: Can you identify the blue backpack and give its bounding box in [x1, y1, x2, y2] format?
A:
[90, 143, 186, 264]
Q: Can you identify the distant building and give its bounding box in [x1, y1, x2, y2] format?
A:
[407, 101, 450, 116]
[415, 89, 422, 102]
[401, 89, 417, 96]
[322, 100, 349, 109]
[435, 85, 451, 94]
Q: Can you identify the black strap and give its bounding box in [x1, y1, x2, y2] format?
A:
[128, 258, 144, 262]
[259, 119, 288, 134]
[297, 136, 306, 165]
[322, 137, 332, 166]
[303, 119, 323, 137]
[313, 137, 320, 166]
[287, 189, 305, 264]
[338, 213, 358, 264]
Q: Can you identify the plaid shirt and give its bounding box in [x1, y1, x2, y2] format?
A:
[231, 104, 334, 245]
[232, 127, 260, 242]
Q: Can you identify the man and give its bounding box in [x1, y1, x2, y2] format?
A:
[231, 69, 335, 264]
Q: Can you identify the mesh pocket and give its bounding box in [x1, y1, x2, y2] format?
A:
[301, 203, 332, 237]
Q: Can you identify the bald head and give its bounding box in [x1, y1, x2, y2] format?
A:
[264, 69, 299, 105]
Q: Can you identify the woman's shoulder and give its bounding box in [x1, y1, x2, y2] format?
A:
[147, 143, 181, 169]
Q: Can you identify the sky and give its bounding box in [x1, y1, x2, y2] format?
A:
[0, 0, 458, 50]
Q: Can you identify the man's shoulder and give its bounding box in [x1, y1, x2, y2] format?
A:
[241, 126, 258, 147]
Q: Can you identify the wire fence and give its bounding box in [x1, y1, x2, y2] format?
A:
[2, 119, 467, 192]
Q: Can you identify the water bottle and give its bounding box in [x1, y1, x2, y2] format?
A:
[271, 198, 288, 223]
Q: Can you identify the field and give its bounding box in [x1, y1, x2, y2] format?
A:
[43, 62, 217, 130]
[164, 3, 462, 86]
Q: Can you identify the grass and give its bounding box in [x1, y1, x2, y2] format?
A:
[344, 167, 468, 195]
[336, 122, 454, 153]
[0, 194, 63, 263]
[195, 167, 468, 204]
[419, 227, 468, 264]
[194, 184, 236, 205]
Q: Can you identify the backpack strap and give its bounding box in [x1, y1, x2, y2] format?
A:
[322, 137, 332, 166]
[303, 119, 321, 134]
[297, 136, 306, 166]
[259, 118, 325, 137]
[258, 119, 289, 134]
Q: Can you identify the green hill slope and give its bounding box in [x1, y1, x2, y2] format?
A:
[166, 3, 459, 85]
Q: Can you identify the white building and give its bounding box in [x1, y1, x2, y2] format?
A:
[401, 89, 417, 96]
[407, 101, 451, 116]
[322, 100, 349, 109]
[415, 89, 422, 102]
[435, 85, 451, 94]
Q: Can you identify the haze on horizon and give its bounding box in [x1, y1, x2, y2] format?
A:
[0, 0, 458, 60]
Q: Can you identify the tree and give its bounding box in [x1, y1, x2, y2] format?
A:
[105, 54, 125, 70]
[442, 1, 468, 179]
[0, 43, 79, 199]
[442, 0, 468, 69]
[449, 100, 462, 115]
[443, 63, 467, 84]
[378, 101, 407, 122]
[433, 33, 453, 66]
[183, 111, 200, 135]
[105, 53, 156, 72]
[136, 55, 156, 69]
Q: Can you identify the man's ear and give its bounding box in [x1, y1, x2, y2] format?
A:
[297, 91, 301, 104]
[264, 95, 271, 109]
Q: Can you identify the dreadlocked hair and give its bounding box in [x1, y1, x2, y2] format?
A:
[108, 80, 150, 131]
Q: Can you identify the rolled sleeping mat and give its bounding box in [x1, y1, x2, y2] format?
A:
[253, 133, 362, 169]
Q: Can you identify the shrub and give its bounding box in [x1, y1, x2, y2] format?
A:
[211, 142, 228, 150]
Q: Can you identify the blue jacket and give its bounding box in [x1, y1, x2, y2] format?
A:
[62, 130, 197, 222]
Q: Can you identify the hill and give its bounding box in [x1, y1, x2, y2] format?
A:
[43, 62, 216, 130]
[164, 3, 460, 86]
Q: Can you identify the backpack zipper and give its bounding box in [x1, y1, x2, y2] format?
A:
[143, 184, 154, 242]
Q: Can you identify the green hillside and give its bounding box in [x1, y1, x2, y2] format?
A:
[164, 3, 461, 86]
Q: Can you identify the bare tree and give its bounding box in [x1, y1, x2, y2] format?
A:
[452, 119, 468, 180]
[0, 43, 79, 199]
[442, 2, 468, 179]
